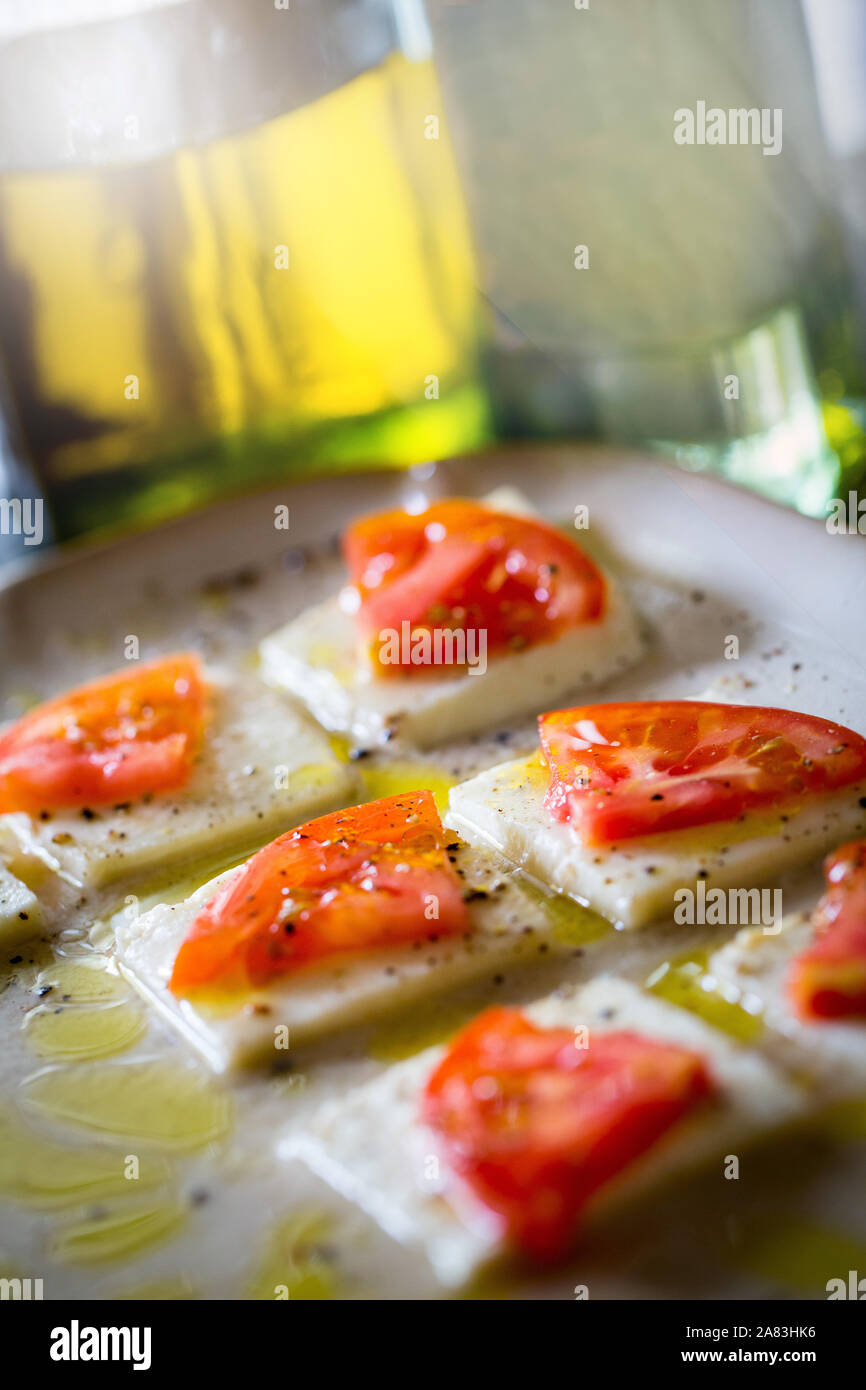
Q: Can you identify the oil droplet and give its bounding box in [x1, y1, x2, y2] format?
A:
[50, 1198, 187, 1264]
[647, 950, 764, 1044]
[20, 1060, 231, 1151]
[115, 1275, 197, 1300]
[0, 1105, 170, 1207]
[23, 1001, 146, 1060]
[519, 880, 611, 947]
[34, 959, 125, 1003]
[246, 1210, 337, 1300]
[23, 955, 146, 1060]
[737, 1217, 866, 1293]
[54, 927, 89, 957]
[359, 761, 454, 815]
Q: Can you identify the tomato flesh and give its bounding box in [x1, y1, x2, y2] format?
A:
[422, 1007, 713, 1261]
[169, 790, 468, 994]
[789, 840, 866, 1021]
[342, 499, 605, 676]
[539, 701, 866, 846]
[0, 654, 206, 814]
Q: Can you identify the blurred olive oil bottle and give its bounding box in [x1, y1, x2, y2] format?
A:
[0, 1, 489, 540]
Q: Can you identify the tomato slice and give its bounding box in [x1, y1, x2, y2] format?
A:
[539, 701, 866, 846]
[422, 1007, 713, 1261]
[789, 840, 866, 1021]
[169, 790, 468, 994]
[342, 499, 605, 676]
[0, 654, 207, 815]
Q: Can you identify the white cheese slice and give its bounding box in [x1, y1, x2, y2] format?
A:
[279, 977, 804, 1289]
[0, 669, 355, 896]
[0, 863, 43, 949]
[114, 841, 562, 1072]
[446, 754, 866, 928]
[707, 916, 866, 1097]
[258, 489, 643, 749]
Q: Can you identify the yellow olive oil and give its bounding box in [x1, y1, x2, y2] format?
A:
[50, 1198, 188, 1265]
[246, 1210, 338, 1301]
[0, 48, 487, 539]
[19, 1059, 231, 1151]
[647, 949, 765, 1044]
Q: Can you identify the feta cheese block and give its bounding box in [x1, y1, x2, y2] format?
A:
[279, 977, 804, 1289]
[0, 863, 43, 948]
[707, 917, 866, 1097]
[259, 487, 643, 749]
[0, 669, 355, 896]
[447, 755, 866, 929]
[114, 840, 563, 1072]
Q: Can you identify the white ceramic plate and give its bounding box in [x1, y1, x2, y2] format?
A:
[1, 445, 864, 1301]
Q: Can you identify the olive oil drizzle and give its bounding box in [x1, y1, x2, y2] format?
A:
[646, 948, 765, 1043]
[245, 1210, 339, 1301]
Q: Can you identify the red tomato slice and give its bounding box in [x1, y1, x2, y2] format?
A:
[342, 499, 605, 676]
[169, 790, 468, 994]
[0, 654, 206, 815]
[789, 840, 866, 1021]
[422, 1007, 713, 1261]
[539, 701, 866, 846]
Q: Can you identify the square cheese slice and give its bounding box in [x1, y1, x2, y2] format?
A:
[279, 977, 804, 1289]
[0, 669, 354, 897]
[114, 840, 565, 1072]
[0, 863, 43, 949]
[447, 755, 866, 929]
[707, 917, 866, 1097]
[259, 490, 643, 749]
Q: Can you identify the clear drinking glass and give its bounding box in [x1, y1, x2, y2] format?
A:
[426, 0, 866, 516]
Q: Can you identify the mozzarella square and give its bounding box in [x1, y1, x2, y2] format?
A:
[707, 918, 866, 1097]
[0, 863, 43, 949]
[279, 977, 803, 1289]
[259, 490, 643, 749]
[446, 755, 866, 928]
[114, 840, 564, 1072]
[0, 669, 355, 897]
